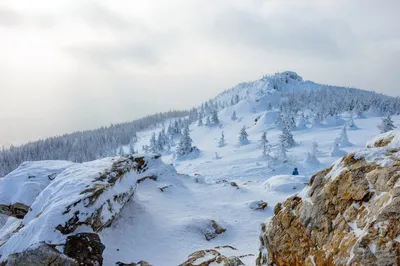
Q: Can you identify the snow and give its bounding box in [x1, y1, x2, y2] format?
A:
[1, 72, 400, 265]
[262, 175, 309, 193]
[0, 161, 75, 207]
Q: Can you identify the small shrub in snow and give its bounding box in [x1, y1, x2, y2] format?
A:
[231, 111, 237, 121]
[260, 132, 270, 157]
[238, 126, 250, 145]
[329, 140, 345, 157]
[218, 131, 226, 147]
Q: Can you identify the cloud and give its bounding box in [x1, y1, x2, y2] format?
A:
[209, 7, 358, 60]
[0, 8, 23, 26]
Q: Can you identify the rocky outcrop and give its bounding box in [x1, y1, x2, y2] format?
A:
[0, 154, 178, 265]
[258, 131, 400, 266]
[179, 249, 244, 266]
[1, 243, 76, 266]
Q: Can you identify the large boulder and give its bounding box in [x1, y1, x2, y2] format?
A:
[258, 131, 400, 265]
[0, 154, 178, 265]
[179, 249, 244, 266]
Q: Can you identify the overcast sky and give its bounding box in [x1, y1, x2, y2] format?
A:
[1, 0, 399, 147]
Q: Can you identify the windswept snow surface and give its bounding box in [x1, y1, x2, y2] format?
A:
[100, 105, 400, 265]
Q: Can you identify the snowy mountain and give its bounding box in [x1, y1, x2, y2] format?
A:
[1, 71, 400, 265]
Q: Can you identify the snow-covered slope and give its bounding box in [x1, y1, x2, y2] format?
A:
[1, 71, 400, 265]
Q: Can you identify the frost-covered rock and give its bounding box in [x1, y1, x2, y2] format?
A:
[179, 249, 244, 266]
[0, 161, 75, 218]
[257, 132, 400, 265]
[0, 154, 179, 265]
[247, 200, 268, 211]
[262, 175, 309, 193]
[184, 218, 226, 241]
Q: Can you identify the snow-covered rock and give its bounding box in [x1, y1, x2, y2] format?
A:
[262, 175, 309, 193]
[0, 154, 181, 265]
[0, 161, 75, 218]
[258, 132, 400, 265]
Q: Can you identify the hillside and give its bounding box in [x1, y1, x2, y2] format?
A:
[0, 71, 400, 265]
[1, 71, 399, 176]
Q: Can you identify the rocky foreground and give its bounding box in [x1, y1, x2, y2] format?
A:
[258, 131, 400, 265]
[0, 154, 181, 265]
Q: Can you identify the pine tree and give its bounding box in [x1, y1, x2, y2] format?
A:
[231, 111, 237, 121]
[378, 115, 396, 133]
[311, 139, 319, 158]
[129, 139, 136, 154]
[277, 143, 288, 162]
[205, 116, 211, 127]
[279, 124, 295, 148]
[149, 132, 158, 153]
[118, 146, 124, 156]
[238, 126, 249, 145]
[260, 132, 269, 157]
[329, 139, 343, 157]
[198, 113, 203, 126]
[211, 110, 219, 126]
[218, 131, 226, 147]
[347, 117, 357, 130]
[177, 125, 193, 157]
[338, 125, 351, 147]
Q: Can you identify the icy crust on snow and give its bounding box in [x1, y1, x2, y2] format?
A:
[0, 161, 75, 207]
[0, 154, 181, 260]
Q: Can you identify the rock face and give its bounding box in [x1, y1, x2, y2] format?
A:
[0, 154, 177, 265]
[258, 131, 400, 266]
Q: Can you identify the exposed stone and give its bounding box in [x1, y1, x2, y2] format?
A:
[64, 233, 105, 266]
[158, 185, 172, 192]
[230, 182, 239, 189]
[116, 261, 153, 266]
[0, 203, 29, 219]
[179, 249, 244, 266]
[2, 242, 77, 266]
[204, 220, 226, 241]
[273, 203, 282, 215]
[257, 133, 400, 265]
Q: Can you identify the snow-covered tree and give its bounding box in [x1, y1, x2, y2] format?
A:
[218, 131, 226, 147]
[296, 115, 308, 130]
[176, 125, 194, 157]
[231, 111, 237, 121]
[329, 140, 344, 157]
[118, 146, 125, 156]
[129, 139, 136, 154]
[238, 126, 250, 145]
[260, 132, 270, 157]
[277, 143, 288, 162]
[205, 116, 211, 127]
[279, 125, 295, 148]
[149, 132, 158, 153]
[347, 116, 357, 130]
[198, 113, 203, 126]
[311, 139, 319, 158]
[378, 115, 396, 133]
[211, 110, 220, 126]
[338, 126, 351, 147]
